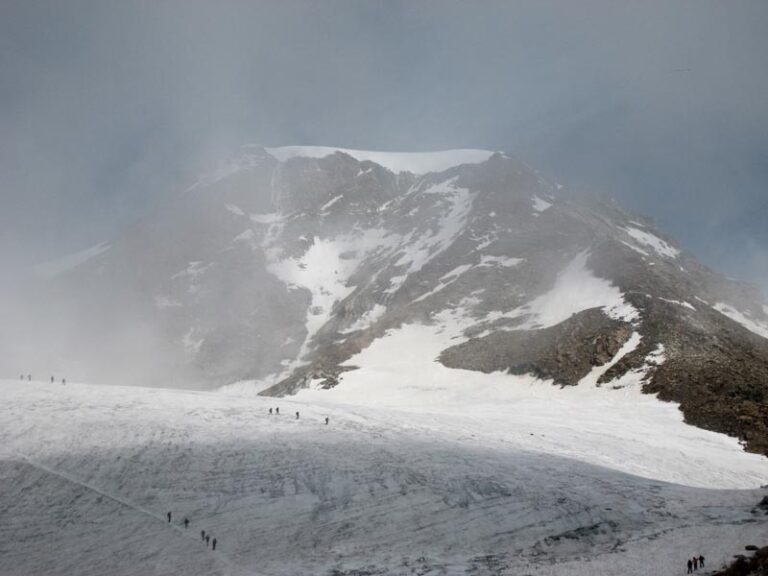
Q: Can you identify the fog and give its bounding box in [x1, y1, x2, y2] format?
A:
[1, 0, 767, 383]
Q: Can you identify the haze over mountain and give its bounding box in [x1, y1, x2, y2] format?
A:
[2, 1, 768, 294]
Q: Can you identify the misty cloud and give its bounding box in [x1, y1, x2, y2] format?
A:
[1, 1, 766, 282]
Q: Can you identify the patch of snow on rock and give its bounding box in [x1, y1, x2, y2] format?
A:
[320, 194, 344, 212]
[153, 296, 182, 310]
[532, 196, 553, 213]
[387, 179, 476, 294]
[413, 264, 474, 303]
[485, 251, 639, 329]
[171, 261, 211, 280]
[250, 212, 282, 225]
[225, 204, 245, 217]
[624, 226, 680, 258]
[579, 332, 642, 387]
[658, 297, 696, 310]
[713, 302, 768, 340]
[478, 255, 523, 268]
[341, 304, 387, 333]
[621, 240, 649, 257]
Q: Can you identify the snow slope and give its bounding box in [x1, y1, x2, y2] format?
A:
[294, 314, 765, 489]
[1, 379, 766, 576]
[481, 251, 638, 329]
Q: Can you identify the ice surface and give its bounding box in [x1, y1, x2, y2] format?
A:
[265, 146, 496, 174]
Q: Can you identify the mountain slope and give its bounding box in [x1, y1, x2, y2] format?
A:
[37, 146, 768, 454]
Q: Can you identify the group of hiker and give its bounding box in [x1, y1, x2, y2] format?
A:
[267, 406, 329, 425]
[167, 512, 218, 551]
[686, 554, 705, 573]
[19, 374, 66, 385]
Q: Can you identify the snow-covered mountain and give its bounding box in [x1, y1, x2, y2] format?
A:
[41, 145, 768, 455]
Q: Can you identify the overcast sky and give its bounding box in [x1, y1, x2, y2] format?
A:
[1, 0, 767, 291]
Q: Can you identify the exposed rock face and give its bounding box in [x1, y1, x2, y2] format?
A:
[439, 309, 632, 386]
[41, 146, 768, 454]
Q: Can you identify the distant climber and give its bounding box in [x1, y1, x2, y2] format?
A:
[206, 535, 210, 547]
[275, 407, 279, 415]
[325, 416, 329, 425]
[269, 408, 273, 415]
[50, 376, 54, 383]
[693, 556, 698, 571]
[27, 374, 31, 381]
[212, 538, 217, 551]
[20, 374, 23, 381]
[62, 378, 66, 385]
[296, 411, 300, 419]
[167, 511, 171, 523]
[184, 517, 189, 529]
[687, 558, 693, 573]
[201, 529, 205, 541]
[698, 555, 705, 568]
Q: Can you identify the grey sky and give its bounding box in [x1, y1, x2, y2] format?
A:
[1, 0, 767, 290]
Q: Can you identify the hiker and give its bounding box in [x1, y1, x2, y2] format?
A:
[275, 407, 279, 415]
[201, 530, 205, 541]
[296, 411, 300, 419]
[687, 558, 693, 573]
[693, 556, 698, 571]
[62, 378, 66, 385]
[269, 408, 273, 415]
[206, 535, 210, 547]
[184, 517, 189, 529]
[212, 538, 217, 551]
[50, 376, 54, 383]
[325, 416, 329, 425]
[698, 555, 705, 568]
[27, 374, 31, 381]
[20, 374, 23, 381]
[167, 511, 171, 523]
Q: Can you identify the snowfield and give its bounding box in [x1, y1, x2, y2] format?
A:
[1, 375, 767, 576]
